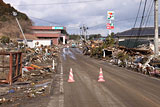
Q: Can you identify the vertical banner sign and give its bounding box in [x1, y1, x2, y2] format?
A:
[107, 11, 115, 35]
[107, 11, 115, 20]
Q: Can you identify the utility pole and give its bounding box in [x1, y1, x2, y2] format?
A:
[79, 29, 83, 41]
[109, 20, 112, 35]
[84, 25, 87, 41]
[13, 12, 28, 46]
[154, 0, 159, 56]
[81, 26, 84, 40]
[80, 25, 88, 42]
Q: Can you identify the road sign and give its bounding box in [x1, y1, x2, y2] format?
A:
[107, 23, 114, 29]
[107, 11, 115, 20]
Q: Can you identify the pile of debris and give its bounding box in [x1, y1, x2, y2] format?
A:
[82, 40, 160, 78]
[0, 43, 60, 106]
[108, 46, 160, 77]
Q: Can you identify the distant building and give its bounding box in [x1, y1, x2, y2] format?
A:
[17, 26, 68, 48]
[115, 27, 160, 41]
[31, 26, 68, 45]
[115, 27, 160, 48]
[17, 39, 52, 48]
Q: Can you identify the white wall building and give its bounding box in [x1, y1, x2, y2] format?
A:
[18, 39, 52, 48]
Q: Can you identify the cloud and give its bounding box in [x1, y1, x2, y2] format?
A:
[3, 0, 157, 36]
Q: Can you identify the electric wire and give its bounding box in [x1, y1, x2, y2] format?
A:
[133, 0, 148, 48]
[141, 0, 154, 35]
[119, 0, 143, 48]
[142, 0, 154, 26]
[30, 16, 62, 26]
[88, 13, 156, 30]
[12, 0, 104, 6]
[30, 10, 157, 31]
[30, 16, 80, 29]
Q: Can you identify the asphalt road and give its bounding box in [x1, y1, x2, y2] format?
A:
[48, 48, 160, 107]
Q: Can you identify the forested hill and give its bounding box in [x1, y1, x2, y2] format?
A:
[0, 0, 32, 39]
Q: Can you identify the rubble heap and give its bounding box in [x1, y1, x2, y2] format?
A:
[0, 43, 60, 106]
[82, 39, 160, 78]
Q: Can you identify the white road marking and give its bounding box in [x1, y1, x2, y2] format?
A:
[48, 54, 64, 107]
[59, 64, 64, 107]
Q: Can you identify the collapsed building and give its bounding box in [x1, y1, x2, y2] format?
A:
[82, 27, 160, 78]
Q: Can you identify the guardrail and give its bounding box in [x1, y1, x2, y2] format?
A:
[0, 52, 22, 85]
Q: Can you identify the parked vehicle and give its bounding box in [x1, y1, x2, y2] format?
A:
[71, 43, 76, 48]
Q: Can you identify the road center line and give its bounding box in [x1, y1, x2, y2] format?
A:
[59, 63, 64, 107]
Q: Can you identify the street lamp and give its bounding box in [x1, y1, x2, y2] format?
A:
[13, 11, 28, 46]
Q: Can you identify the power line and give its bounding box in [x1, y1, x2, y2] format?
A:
[130, 0, 153, 46]
[141, 0, 154, 35]
[89, 0, 144, 30]
[125, 0, 143, 48]
[89, 14, 156, 30]
[139, 0, 148, 29]
[30, 12, 158, 30]
[13, 0, 104, 6]
[142, 0, 154, 26]
[30, 16, 61, 25]
[89, 23, 105, 29]
[133, 0, 148, 48]
[30, 16, 80, 29]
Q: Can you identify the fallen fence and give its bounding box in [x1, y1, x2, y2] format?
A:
[0, 52, 22, 85]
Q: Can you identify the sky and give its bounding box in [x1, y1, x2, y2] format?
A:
[3, 0, 158, 36]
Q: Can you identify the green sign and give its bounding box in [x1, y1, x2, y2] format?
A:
[52, 27, 64, 30]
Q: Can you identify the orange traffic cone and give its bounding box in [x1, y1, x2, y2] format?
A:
[98, 68, 105, 82]
[68, 68, 75, 82]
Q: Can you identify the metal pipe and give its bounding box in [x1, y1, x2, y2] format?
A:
[15, 17, 28, 46]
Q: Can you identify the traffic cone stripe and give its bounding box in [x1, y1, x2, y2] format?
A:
[98, 68, 105, 82]
[69, 75, 73, 78]
[70, 73, 73, 76]
[68, 68, 75, 82]
[99, 76, 103, 78]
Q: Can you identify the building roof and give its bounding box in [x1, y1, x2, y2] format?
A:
[34, 33, 61, 38]
[116, 27, 160, 37]
[31, 26, 66, 30]
[19, 34, 38, 40]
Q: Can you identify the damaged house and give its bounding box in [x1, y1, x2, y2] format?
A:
[115, 27, 160, 50]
